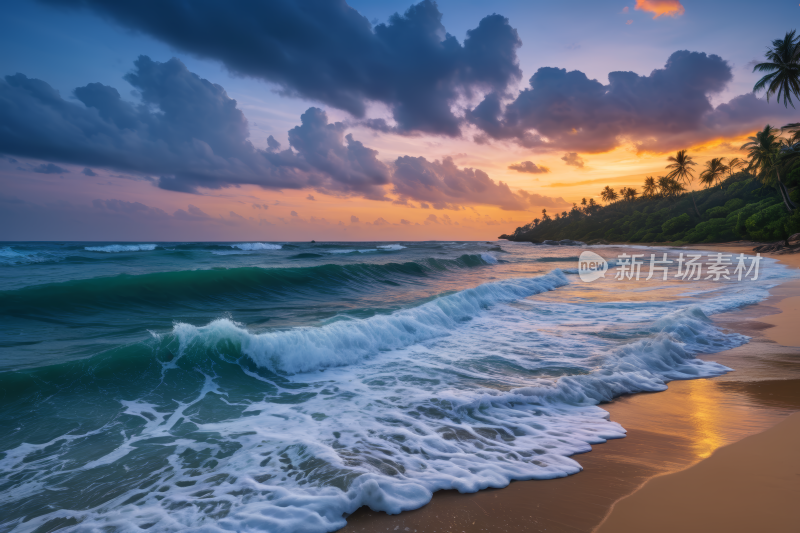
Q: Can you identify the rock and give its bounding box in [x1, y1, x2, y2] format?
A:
[542, 240, 560, 245]
[558, 239, 585, 246]
[789, 233, 800, 243]
[753, 242, 784, 253]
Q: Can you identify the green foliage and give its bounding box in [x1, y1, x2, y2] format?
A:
[684, 218, 736, 243]
[703, 206, 728, 220]
[661, 213, 691, 237]
[502, 175, 789, 244]
[724, 198, 745, 211]
[745, 204, 789, 241]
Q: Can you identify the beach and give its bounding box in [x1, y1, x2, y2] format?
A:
[343, 244, 800, 533]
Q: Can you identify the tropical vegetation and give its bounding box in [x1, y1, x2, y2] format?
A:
[501, 30, 800, 247]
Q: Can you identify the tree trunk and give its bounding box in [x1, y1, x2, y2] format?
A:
[775, 169, 796, 213]
[690, 190, 701, 218]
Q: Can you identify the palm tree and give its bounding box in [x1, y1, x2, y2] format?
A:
[623, 187, 638, 201]
[699, 158, 729, 189]
[541, 208, 550, 221]
[600, 186, 618, 204]
[642, 176, 657, 198]
[666, 150, 699, 216]
[753, 30, 800, 108]
[782, 122, 800, 144]
[726, 157, 746, 177]
[741, 125, 796, 213]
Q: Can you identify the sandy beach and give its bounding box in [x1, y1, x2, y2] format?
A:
[342, 244, 800, 533]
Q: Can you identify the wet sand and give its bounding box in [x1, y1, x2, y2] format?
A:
[341, 245, 800, 533]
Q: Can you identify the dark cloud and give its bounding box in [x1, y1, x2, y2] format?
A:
[508, 160, 549, 174]
[392, 156, 568, 211]
[373, 217, 390, 226]
[42, 0, 521, 136]
[33, 163, 68, 174]
[561, 153, 585, 168]
[306, 194, 315, 201]
[290, 210, 298, 216]
[92, 198, 170, 218]
[350, 215, 359, 223]
[0, 57, 391, 197]
[174, 204, 212, 220]
[82, 167, 96, 176]
[467, 50, 794, 153]
[400, 218, 411, 225]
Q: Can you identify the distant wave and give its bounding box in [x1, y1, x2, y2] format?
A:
[0, 246, 57, 265]
[230, 242, 282, 251]
[326, 244, 407, 254]
[0, 254, 496, 315]
[85, 244, 157, 253]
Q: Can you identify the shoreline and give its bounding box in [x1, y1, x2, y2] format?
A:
[342, 244, 800, 533]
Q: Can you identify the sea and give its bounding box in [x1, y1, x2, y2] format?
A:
[0, 240, 795, 533]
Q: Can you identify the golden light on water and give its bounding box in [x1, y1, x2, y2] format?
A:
[685, 379, 725, 459]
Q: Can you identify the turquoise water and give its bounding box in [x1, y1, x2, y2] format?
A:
[0, 241, 792, 532]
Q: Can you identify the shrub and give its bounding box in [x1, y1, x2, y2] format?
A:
[745, 204, 789, 242]
[684, 218, 735, 243]
[661, 213, 691, 237]
[724, 198, 745, 212]
[703, 206, 728, 220]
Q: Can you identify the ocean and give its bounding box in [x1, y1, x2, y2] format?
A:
[0, 241, 795, 533]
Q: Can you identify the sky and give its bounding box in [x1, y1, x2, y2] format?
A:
[1, 0, 798, 241]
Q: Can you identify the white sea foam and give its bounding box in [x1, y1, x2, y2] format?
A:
[172, 270, 570, 374]
[5, 250, 798, 533]
[230, 242, 283, 251]
[480, 252, 498, 264]
[0, 246, 64, 265]
[85, 244, 158, 252]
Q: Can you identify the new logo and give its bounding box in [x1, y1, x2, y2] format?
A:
[578, 251, 608, 282]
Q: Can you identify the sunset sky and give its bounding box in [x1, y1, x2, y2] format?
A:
[1, 0, 798, 241]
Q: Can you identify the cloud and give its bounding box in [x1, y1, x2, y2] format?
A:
[82, 167, 96, 176]
[306, 194, 315, 201]
[561, 153, 585, 168]
[290, 210, 298, 216]
[373, 217, 390, 226]
[425, 214, 440, 224]
[621, 6, 630, 13]
[174, 204, 212, 220]
[33, 163, 68, 174]
[92, 198, 171, 219]
[392, 156, 567, 211]
[508, 161, 549, 174]
[42, 0, 522, 136]
[400, 218, 411, 225]
[626, 20, 633, 25]
[350, 215, 359, 223]
[635, 0, 685, 18]
[467, 50, 795, 153]
[0, 57, 392, 197]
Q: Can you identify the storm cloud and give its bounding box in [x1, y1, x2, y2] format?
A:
[0, 56, 391, 197]
[468, 50, 795, 153]
[392, 156, 568, 210]
[40, 0, 522, 136]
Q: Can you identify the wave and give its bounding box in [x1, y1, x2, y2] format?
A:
[0, 254, 495, 315]
[171, 270, 569, 374]
[84, 244, 158, 253]
[324, 245, 405, 254]
[0, 246, 57, 265]
[230, 242, 282, 251]
[536, 256, 580, 262]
